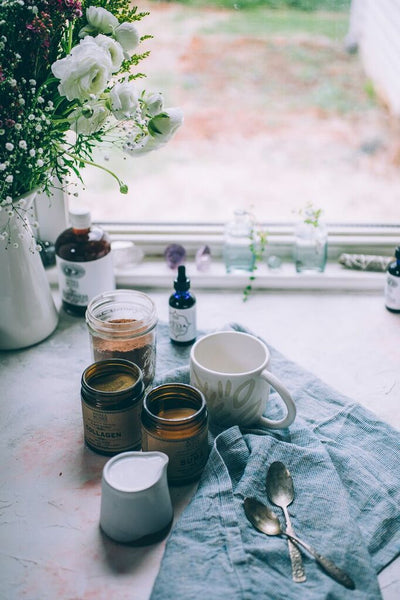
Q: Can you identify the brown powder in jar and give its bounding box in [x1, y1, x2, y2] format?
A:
[91, 319, 156, 387]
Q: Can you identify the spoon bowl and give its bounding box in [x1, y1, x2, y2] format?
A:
[244, 497, 281, 536]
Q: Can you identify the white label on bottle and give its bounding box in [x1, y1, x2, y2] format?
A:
[169, 306, 196, 342]
[385, 273, 400, 310]
[56, 253, 115, 307]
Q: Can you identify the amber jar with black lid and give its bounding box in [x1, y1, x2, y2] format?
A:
[141, 383, 209, 485]
[81, 359, 144, 455]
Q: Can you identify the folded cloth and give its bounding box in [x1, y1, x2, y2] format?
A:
[151, 323, 400, 600]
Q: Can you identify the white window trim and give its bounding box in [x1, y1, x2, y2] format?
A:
[45, 221, 396, 293]
[38, 192, 398, 292]
[104, 221, 400, 259]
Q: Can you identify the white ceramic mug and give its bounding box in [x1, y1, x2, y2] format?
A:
[189, 331, 296, 429]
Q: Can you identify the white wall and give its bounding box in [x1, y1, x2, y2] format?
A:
[349, 0, 400, 116]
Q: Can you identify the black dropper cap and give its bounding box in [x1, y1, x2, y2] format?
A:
[174, 265, 190, 291]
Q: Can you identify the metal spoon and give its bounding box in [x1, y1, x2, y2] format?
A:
[266, 461, 306, 582]
[243, 497, 355, 590]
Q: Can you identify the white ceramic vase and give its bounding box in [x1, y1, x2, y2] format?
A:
[0, 189, 59, 350]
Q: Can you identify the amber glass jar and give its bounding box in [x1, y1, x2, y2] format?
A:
[86, 290, 157, 389]
[141, 384, 209, 485]
[81, 359, 144, 455]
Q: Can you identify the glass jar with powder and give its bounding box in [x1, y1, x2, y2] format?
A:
[86, 290, 157, 388]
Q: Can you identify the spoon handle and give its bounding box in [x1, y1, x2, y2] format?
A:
[282, 507, 306, 583]
[284, 532, 355, 590]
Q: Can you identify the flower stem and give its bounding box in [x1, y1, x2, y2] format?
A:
[64, 151, 128, 194]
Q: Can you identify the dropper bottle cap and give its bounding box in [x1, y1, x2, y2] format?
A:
[174, 265, 190, 291]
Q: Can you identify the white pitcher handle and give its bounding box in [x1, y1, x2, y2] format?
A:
[258, 370, 296, 429]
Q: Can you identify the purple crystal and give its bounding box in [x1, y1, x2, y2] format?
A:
[195, 245, 211, 272]
[164, 243, 186, 269]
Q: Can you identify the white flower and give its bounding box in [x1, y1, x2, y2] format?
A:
[5, 175, 13, 183]
[114, 22, 139, 57]
[142, 91, 164, 116]
[94, 34, 123, 73]
[69, 102, 109, 135]
[148, 108, 184, 142]
[0, 163, 6, 170]
[51, 37, 112, 102]
[5, 143, 14, 151]
[124, 134, 161, 156]
[86, 6, 118, 34]
[37, 159, 44, 167]
[110, 82, 138, 120]
[19, 140, 27, 149]
[29, 149, 36, 157]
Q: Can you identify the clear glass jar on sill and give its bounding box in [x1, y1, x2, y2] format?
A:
[86, 290, 158, 389]
[294, 219, 328, 273]
[223, 209, 255, 273]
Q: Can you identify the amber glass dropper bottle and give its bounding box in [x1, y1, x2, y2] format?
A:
[55, 208, 115, 316]
[385, 246, 400, 313]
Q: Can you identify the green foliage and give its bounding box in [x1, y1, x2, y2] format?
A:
[297, 202, 323, 227]
[243, 226, 268, 302]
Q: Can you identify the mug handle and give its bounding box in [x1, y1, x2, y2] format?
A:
[258, 370, 296, 429]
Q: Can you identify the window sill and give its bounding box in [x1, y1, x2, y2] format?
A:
[47, 259, 385, 292]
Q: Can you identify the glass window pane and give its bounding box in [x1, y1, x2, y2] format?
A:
[69, 1, 400, 224]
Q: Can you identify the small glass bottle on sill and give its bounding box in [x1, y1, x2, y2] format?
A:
[294, 211, 327, 274]
[223, 209, 255, 273]
[385, 246, 400, 313]
[55, 208, 115, 316]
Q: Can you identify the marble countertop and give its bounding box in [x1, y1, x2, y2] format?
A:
[1, 289, 399, 599]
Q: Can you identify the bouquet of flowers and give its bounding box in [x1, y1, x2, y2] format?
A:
[0, 0, 183, 225]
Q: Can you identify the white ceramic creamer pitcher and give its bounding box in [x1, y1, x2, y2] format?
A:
[100, 451, 173, 543]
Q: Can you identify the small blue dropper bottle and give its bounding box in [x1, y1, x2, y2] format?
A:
[169, 265, 197, 345]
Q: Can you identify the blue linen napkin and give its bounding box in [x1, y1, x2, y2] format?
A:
[151, 323, 400, 599]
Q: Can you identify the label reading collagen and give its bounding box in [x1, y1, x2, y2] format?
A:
[81, 400, 141, 453]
